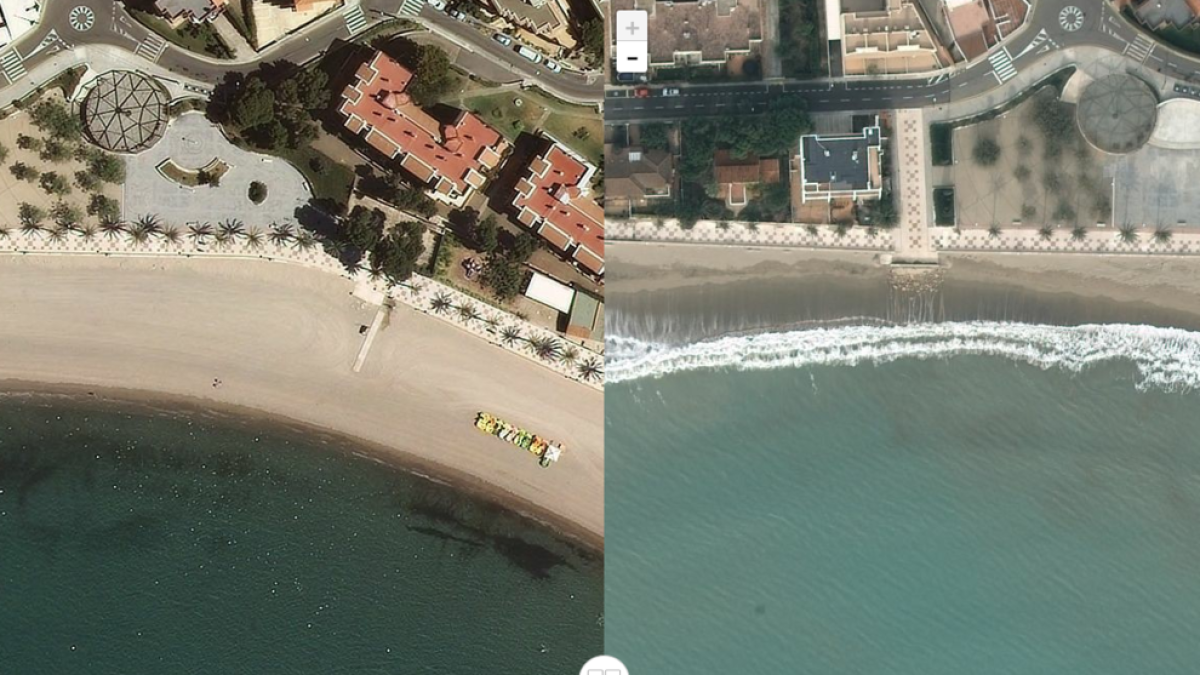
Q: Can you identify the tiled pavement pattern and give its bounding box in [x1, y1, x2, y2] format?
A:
[607, 219, 896, 252]
[933, 227, 1200, 256]
[0, 229, 603, 389]
[893, 108, 934, 261]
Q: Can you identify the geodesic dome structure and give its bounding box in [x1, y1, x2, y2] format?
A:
[82, 71, 168, 154]
[1076, 74, 1157, 154]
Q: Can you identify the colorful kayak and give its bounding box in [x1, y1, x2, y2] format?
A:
[475, 412, 564, 467]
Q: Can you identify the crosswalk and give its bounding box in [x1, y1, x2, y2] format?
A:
[988, 47, 1016, 84]
[134, 32, 168, 62]
[1124, 33, 1156, 63]
[343, 4, 369, 35]
[1, 48, 26, 84]
[398, 0, 424, 16]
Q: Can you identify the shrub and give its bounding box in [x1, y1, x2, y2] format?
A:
[248, 181, 268, 204]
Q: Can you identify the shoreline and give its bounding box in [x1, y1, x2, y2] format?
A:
[608, 243, 1200, 342]
[0, 383, 603, 553]
[0, 255, 603, 549]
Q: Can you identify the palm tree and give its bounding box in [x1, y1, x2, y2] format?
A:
[561, 345, 580, 365]
[1071, 225, 1088, 241]
[500, 325, 523, 347]
[430, 292, 453, 314]
[292, 230, 317, 251]
[218, 219, 245, 240]
[866, 225, 879, 238]
[1154, 226, 1173, 244]
[987, 224, 1002, 238]
[528, 335, 562, 362]
[269, 223, 294, 246]
[576, 358, 603, 383]
[161, 225, 182, 245]
[0, 224, 11, 240]
[833, 222, 851, 238]
[79, 223, 98, 241]
[245, 229, 265, 250]
[100, 219, 124, 240]
[482, 314, 502, 333]
[47, 226, 68, 243]
[1118, 224, 1138, 243]
[804, 224, 819, 237]
[128, 222, 153, 246]
[1037, 225, 1054, 241]
[189, 222, 213, 243]
[135, 214, 162, 237]
[457, 303, 480, 324]
[20, 220, 43, 235]
[51, 202, 80, 230]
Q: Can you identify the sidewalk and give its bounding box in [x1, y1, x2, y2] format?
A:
[0, 45, 213, 110]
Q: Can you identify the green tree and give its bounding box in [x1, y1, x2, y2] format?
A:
[18, 203, 45, 227]
[407, 45, 456, 106]
[508, 230, 540, 263]
[30, 100, 81, 140]
[40, 140, 71, 163]
[475, 215, 500, 254]
[75, 170, 99, 192]
[231, 76, 276, 129]
[482, 255, 523, 302]
[51, 201, 82, 228]
[343, 205, 387, 251]
[16, 134, 41, 151]
[972, 137, 1001, 166]
[10, 162, 39, 181]
[39, 171, 71, 196]
[639, 124, 670, 151]
[578, 18, 605, 68]
[89, 153, 126, 183]
[369, 222, 426, 283]
[249, 181, 268, 204]
[88, 194, 121, 222]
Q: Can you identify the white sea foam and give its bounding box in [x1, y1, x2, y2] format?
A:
[607, 322, 1200, 390]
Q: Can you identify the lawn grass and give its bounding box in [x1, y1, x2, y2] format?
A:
[541, 113, 602, 165]
[462, 92, 548, 140]
[128, 8, 232, 58]
[269, 145, 355, 205]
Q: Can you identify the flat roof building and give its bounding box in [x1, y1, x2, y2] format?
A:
[153, 0, 226, 24]
[339, 51, 509, 204]
[798, 126, 884, 202]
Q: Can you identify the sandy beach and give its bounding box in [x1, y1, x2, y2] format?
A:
[609, 242, 1200, 335]
[0, 256, 603, 547]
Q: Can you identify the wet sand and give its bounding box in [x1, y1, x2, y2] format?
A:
[608, 243, 1200, 341]
[0, 256, 603, 549]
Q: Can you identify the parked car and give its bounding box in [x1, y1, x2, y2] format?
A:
[545, 60, 562, 73]
[427, 0, 447, 10]
[662, 87, 680, 96]
[449, 8, 466, 19]
[633, 86, 651, 98]
[516, 45, 543, 64]
[493, 33, 513, 46]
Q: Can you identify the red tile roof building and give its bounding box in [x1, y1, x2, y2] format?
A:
[339, 51, 509, 202]
[514, 142, 605, 276]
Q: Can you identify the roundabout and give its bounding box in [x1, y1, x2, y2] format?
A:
[68, 6, 95, 32]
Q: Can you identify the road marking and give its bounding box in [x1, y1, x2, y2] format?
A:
[988, 47, 1017, 84]
[343, 3, 369, 35]
[397, 0, 423, 16]
[1, 48, 26, 83]
[1124, 33, 1156, 64]
[134, 32, 168, 62]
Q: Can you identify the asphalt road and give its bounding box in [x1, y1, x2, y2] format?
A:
[604, 0, 1200, 124]
[0, 0, 600, 103]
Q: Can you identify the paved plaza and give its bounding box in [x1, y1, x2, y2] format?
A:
[123, 113, 311, 226]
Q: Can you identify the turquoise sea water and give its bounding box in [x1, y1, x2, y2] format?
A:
[0, 397, 602, 674]
[606, 353, 1200, 674]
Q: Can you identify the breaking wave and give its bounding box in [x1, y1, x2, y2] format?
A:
[607, 321, 1200, 390]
